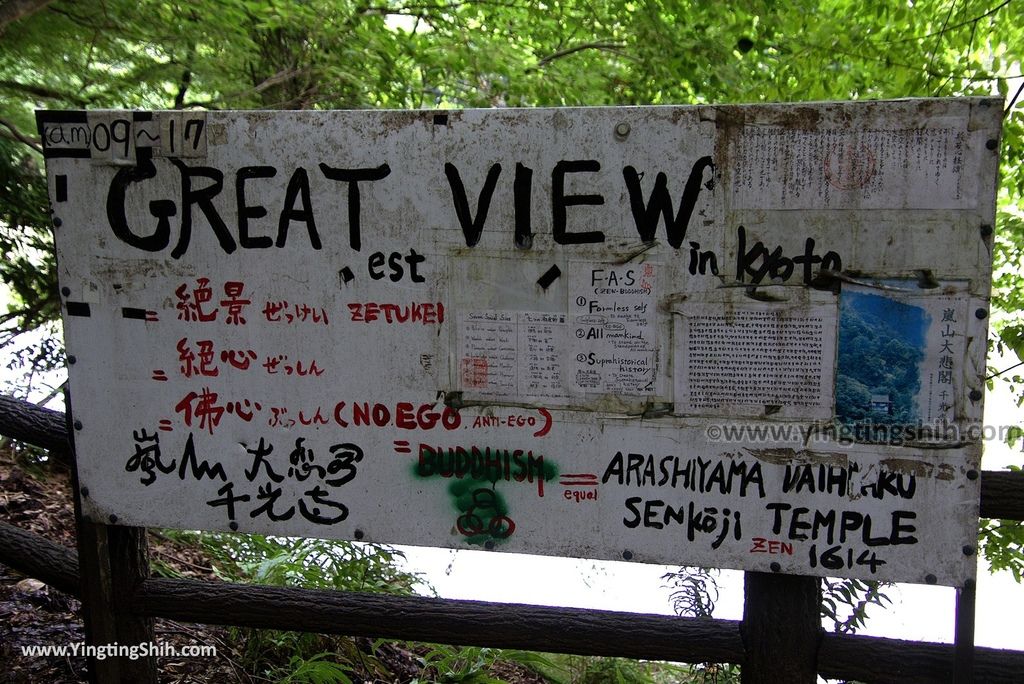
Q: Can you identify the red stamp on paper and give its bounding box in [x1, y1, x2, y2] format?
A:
[461, 357, 488, 389]
[824, 143, 876, 190]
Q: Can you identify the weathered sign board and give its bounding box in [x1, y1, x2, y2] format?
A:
[37, 99, 1001, 586]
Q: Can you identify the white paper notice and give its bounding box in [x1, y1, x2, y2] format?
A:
[458, 311, 569, 400]
[569, 262, 659, 395]
[731, 128, 970, 210]
[459, 312, 517, 396]
[675, 303, 838, 418]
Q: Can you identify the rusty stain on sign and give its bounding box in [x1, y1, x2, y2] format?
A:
[36, 99, 1001, 587]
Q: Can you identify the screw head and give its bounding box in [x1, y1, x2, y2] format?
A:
[969, 389, 983, 402]
[229, 521, 239, 531]
[61, 287, 71, 296]
[52, 217, 62, 228]
[354, 529, 364, 540]
[80, 487, 89, 497]
[770, 562, 781, 573]
[109, 514, 118, 524]
[962, 545, 975, 556]
[614, 122, 631, 138]
[975, 308, 988, 320]
[622, 550, 634, 560]
[980, 224, 993, 237]
[966, 469, 979, 481]
[73, 420, 83, 430]
[484, 540, 496, 550]
[925, 573, 937, 585]
[986, 138, 999, 150]
[67, 355, 77, 365]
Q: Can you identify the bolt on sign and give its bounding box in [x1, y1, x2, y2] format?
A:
[37, 99, 1001, 587]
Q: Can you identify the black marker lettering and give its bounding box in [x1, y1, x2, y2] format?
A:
[236, 166, 277, 249]
[319, 162, 392, 251]
[445, 162, 502, 247]
[552, 160, 604, 244]
[622, 156, 713, 248]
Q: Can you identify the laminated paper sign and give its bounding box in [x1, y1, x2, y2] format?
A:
[37, 100, 1001, 586]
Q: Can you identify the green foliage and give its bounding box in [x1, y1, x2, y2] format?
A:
[979, 518, 1024, 582]
[414, 645, 513, 683]
[980, 463, 1024, 582]
[150, 530, 426, 679]
[662, 567, 719, 618]
[821, 578, 893, 634]
[534, 653, 699, 684]
[0, 136, 59, 395]
[275, 653, 354, 684]
[690, 663, 741, 684]
[183, 530, 425, 594]
[664, 567, 891, 638]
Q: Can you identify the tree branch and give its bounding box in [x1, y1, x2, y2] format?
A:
[360, 0, 524, 14]
[0, 0, 55, 33]
[925, 0, 1011, 38]
[0, 117, 41, 153]
[0, 79, 89, 104]
[174, 66, 192, 109]
[988, 359, 1024, 380]
[1006, 79, 1024, 118]
[531, 41, 626, 70]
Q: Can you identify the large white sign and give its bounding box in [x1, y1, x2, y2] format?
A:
[37, 99, 1001, 586]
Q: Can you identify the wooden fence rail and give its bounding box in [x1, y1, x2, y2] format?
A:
[3, 393, 1024, 683]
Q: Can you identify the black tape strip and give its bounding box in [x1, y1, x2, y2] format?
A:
[537, 264, 562, 290]
[35, 110, 88, 127]
[121, 307, 147, 320]
[43, 147, 89, 159]
[36, 111, 91, 158]
[66, 302, 91, 317]
[55, 175, 67, 202]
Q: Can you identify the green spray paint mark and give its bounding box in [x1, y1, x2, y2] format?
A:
[412, 444, 559, 546]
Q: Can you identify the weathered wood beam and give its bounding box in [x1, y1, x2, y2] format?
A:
[4, 521, 1024, 683]
[0, 519, 79, 595]
[134, 576, 745, 663]
[0, 393, 71, 463]
[980, 470, 1024, 520]
[818, 631, 1024, 683]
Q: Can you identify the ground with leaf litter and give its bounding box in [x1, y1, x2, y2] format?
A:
[0, 446, 547, 683]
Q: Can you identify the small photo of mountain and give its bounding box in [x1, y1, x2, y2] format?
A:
[835, 289, 929, 430]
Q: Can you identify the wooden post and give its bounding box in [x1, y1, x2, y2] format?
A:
[741, 572, 821, 683]
[954, 578, 976, 683]
[66, 391, 157, 682]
